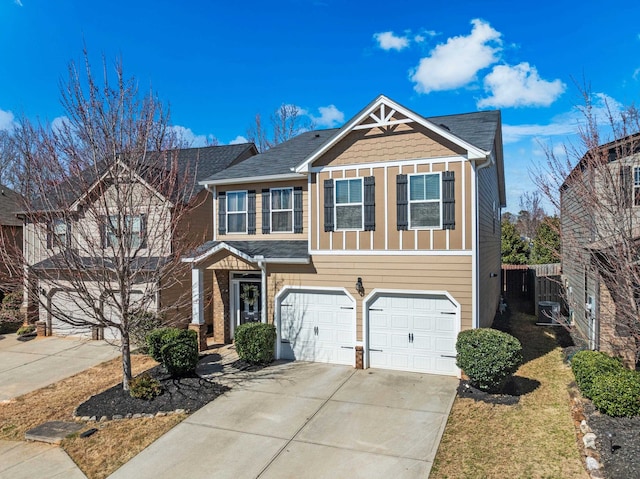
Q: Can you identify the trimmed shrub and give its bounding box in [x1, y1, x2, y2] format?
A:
[2, 290, 22, 311]
[146, 327, 183, 362]
[234, 322, 276, 365]
[456, 328, 523, 393]
[591, 369, 640, 417]
[129, 373, 162, 400]
[571, 350, 624, 399]
[129, 310, 163, 353]
[16, 325, 36, 336]
[160, 331, 199, 377]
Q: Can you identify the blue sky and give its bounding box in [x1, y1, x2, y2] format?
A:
[2, 0, 640, 213]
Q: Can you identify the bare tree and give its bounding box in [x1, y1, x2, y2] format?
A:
[534, 88, 640, 364]
[10, 52, 205, 391]
[0, 130, 19, 189]
[246, 104, 315, 152]
[516, 191, 545, 241]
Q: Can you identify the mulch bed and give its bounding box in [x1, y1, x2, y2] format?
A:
[75, 364, 230, 419]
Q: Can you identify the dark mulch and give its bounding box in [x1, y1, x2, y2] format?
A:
[583, 401, 640, 479]
[75, 364, 230, 419]
[457, 375, 541, 406]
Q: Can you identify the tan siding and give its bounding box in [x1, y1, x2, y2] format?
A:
[206, 254, 257, 271]
[216, 179, 308, 241]
[387, 166, 399, 250]
[312, 124, 465, 168]
[372, 167, 386, 249]
[268, 254, 473, 340]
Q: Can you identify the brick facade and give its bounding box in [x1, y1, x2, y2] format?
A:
[598, 280, 636, 367]
[212, 270, 230, 344]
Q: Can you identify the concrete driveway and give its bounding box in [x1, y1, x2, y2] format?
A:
[109, 361, 458, 479]
[0, 333, 120, 402]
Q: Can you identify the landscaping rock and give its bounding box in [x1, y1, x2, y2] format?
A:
[586, 456, 601, 471]
[580, 419, 592, 434]
[583, 432, 597, 449]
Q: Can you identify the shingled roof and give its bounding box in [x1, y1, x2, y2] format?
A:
[30, 143, 257, 212]
[0, 184, 23, 226]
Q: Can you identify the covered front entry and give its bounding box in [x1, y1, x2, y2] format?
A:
[365, 290, 459, 376]
[276, 287, 355, 366]
[229, 272, 263, 338]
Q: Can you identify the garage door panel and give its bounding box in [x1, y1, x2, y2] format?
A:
[280, 290, 354, 366]
[368, 292, 458, 376]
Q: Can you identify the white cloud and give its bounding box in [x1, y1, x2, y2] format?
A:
[51, 115, 72, 134]
[229, 135, 248, 145]
[502, 92, 623, 144]
[478, 62, 566, 108]
[312, 105, 344, 127]
[170, 125, 210, 147]
[410, 19, 502, 93]
[374, 31, 410, 51]
[0, 108, 16, 132]
[14, 0, 23, 6]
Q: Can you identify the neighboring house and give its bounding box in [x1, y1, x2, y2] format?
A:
[184, 95, 505, 376]
[0, 184, 24, 295]
[23, 144, 257, 338]
[561, 134, 640, 364]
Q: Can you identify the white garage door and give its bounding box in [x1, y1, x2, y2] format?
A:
[50, 290, 93, 338]
[368, 292, 458, 376]
[279, 289, 355, 365]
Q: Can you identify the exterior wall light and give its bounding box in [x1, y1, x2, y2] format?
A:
[355, 277, 365, 296]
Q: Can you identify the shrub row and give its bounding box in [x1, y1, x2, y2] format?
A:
[455, 328, 523, 393]
[571, 350, 640, 417]
[146, 327, 199, 377]
[234, 322, 276, 365]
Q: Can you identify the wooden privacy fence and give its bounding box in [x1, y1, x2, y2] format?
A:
[501, 263, 563, 316]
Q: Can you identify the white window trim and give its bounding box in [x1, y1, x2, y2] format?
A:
[634, 166, 640, 207]
[106, 214, 144, 249]
[334, 177, 364, 231]
[408, 172, 443, 230]
[52, 218, 69, 248]
[226, 190, 248, 234]
[270, 187, 294, 234]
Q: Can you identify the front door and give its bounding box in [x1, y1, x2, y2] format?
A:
[238, 280, 261, 325]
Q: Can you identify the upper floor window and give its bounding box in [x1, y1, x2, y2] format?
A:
[335, 178, 363, 230]
[105, 215, 145, 249]
[48, 218, 70, 249]
[409, 173, 442, 229]
[634, 167, 640, 206]
[227, 191, 247, 234]
[271, 187, 293, 233]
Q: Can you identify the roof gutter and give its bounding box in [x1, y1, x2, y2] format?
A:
[200, 172, 304, 187]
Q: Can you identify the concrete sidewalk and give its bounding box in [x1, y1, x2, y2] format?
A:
[0, 440, 87, 479]
[0, 334, 120, 402]
[109, 361, 458, 479]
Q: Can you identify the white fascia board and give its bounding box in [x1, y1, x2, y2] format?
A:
[295, 95, 490, 173]
[199, 173, 304, 187]
[262, 257, 310, 264]
[182, 242, 255, 265]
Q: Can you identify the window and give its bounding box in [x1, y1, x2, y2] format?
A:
[409, 173, 441, 229]
[106, 215, 144, 249]
[271, 187, 293, 233]
[227, 191, 247, 233]
[634, 167, 640, 206]
[335, 178, 363, 230]
[50, 218, 69, 248]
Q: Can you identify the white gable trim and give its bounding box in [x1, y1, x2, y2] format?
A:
[295, 95, 489, 173]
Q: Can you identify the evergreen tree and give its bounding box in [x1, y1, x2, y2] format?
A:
[501, 219, 529, 264]
[530, 216, 560, 264]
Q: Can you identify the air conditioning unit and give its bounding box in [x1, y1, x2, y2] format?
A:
[538, 301, 560, 325]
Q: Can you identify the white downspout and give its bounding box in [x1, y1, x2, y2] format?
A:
[473, 154, 494, 329]
[255, 255, 267, 324]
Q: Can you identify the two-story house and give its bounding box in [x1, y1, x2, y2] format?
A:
[23, 144, 257, 339]
[0, 184, 23, 296]
[184, 95, 505, 376]
[561, 133, 640, 365]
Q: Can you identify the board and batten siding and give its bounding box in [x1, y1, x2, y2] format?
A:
[215, 179, 308, 241]
[476, 156, 502, 328]
[310, 160, 472, 253]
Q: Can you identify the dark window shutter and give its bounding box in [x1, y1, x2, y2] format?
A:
[218, 191, 226, 235]
[247, 190, 256, 235]
[100, 215, 107, 248]
[262, 189, 270, 234]
[442, 171, 455, 230]
[46, 221, 52, 249]
[66, 221, 72, 248]
[324, 179, 334, 232]
[396, 174, 408, 231]
[294, 187, 303, 233]
[364, 176, 375, 231]
[139, 214, 147, 248]
[620, 166, 632, 208]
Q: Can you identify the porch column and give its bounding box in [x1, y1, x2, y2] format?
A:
[189, 266, 207, 351]
[256, 257, 267, 324]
